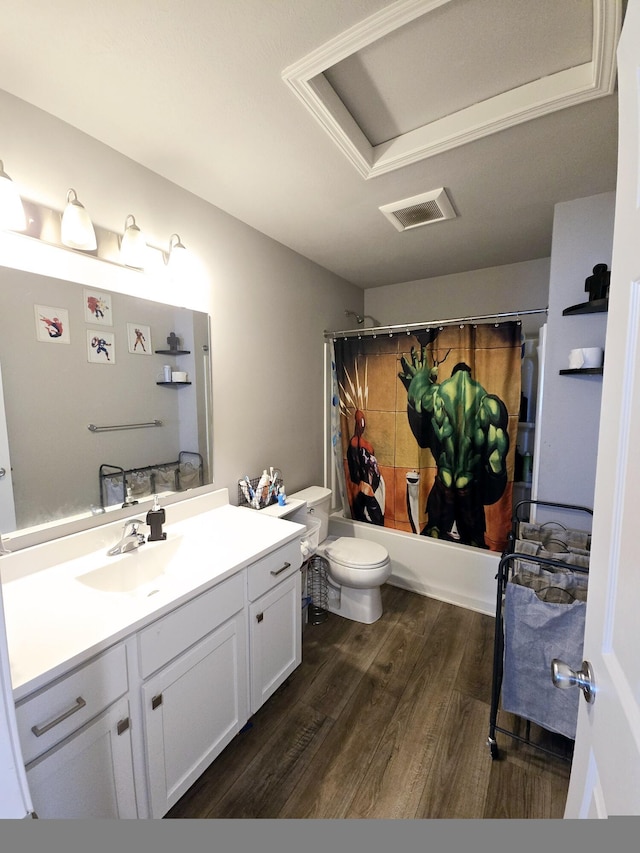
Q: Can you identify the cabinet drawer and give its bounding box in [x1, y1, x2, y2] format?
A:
[138, 570, 245, 678]
[247, 539, 302, 602]
[16, 643, 128, 765]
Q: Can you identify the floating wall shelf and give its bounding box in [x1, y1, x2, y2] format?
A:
[562, 298, 608, 315]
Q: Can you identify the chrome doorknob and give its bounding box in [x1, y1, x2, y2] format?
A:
[0, 467, 5, 478]
[551, 658, 596, 704]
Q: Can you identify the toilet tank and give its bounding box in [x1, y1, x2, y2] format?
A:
[287, 486, 332, 541]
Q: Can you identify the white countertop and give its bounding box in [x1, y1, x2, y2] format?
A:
[0, 495, 305, 701]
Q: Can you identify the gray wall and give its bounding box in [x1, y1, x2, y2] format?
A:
[534, 191, 614, 523]
[364, 258, 551, 338]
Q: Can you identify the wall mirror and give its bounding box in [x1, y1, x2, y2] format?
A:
[0, 265, 213, 540]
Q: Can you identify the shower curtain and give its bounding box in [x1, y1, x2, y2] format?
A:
[330, 322, 522, 553]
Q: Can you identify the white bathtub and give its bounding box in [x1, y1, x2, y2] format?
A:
[328, 512, 499, 616]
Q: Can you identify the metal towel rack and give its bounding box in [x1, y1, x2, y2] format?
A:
[88, 419, 163, 433]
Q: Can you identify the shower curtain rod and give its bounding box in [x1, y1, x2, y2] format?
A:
[324, 307, 548, 339]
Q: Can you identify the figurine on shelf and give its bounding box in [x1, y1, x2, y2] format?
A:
[166, 331, 180, 352]
[585, 263, 610, 302]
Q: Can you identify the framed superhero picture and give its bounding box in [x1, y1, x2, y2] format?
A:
[34, 304, 70, 344]
[87, 330, 115, 364]
[127, 323, 152, 355]
[83, 289, 112, 325]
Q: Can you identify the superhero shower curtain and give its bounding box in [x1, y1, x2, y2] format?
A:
[330, 322, 522, 552]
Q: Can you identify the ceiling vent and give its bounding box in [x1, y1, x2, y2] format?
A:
[379, 188, 456, 232]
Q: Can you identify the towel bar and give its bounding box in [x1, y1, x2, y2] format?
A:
[88, 420, 162, 432]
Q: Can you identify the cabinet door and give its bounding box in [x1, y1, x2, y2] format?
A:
[25, 696, 137, 818]
[142, 612, 248, 818]
[249, 571, 301, 715]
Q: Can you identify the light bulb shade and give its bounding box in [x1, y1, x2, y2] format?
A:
[120, 214, 147, 269]
[0, 160, 27, 231]
[60, 188, 97, 250]
[167, 233, 188, 273]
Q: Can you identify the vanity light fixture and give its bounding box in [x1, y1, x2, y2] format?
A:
[0, 160, 27, 231]
[60, 188, 97, 251]
[119, 214, 147, 269]
[165, 232, 187, 269]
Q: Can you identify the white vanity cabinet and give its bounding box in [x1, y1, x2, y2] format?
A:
[15, 642, 137, 818]
[247, 539, 302, 715]
[6, 495, 307, 819]
[138, 571, 248, 818]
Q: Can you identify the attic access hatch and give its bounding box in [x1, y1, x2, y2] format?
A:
[282, 0, 621, 179]
[379, 188, 456, 232]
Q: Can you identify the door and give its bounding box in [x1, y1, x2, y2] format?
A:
[249, 571, 302, 714]
[25, 696, 137, 819]
[563, 0, 640, 817]
[0, 365, 16, 534]
[142, 615, 247, 818]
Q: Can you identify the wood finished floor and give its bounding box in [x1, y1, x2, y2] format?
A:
[166, 583, 572, 820]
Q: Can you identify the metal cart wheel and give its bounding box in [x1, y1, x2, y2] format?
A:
[487, 737, 500, 760]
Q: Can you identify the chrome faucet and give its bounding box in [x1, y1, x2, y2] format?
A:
[107, 519, 146, 556]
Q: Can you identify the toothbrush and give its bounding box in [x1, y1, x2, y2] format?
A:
[267, 468, 281, 504]
[241, 476, 256, 507]
[239, 478, 252, 506]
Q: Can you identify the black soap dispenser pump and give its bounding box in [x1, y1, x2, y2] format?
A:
[147, 494, 167, 541]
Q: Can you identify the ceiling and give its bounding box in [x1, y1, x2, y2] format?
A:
[0, 1, 624, 288]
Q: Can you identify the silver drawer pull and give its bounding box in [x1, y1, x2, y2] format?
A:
[117, 717, 131, 736]
[31, 696, 87, 737]
[270, 561, 291, 577]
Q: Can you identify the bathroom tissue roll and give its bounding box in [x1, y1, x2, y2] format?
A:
[568, 347, 603, 369]
[582, 347, 603, 368]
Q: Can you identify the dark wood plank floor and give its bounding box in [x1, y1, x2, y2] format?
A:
[166, 583, 572, 820]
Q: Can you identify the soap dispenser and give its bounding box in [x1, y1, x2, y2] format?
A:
[146, 494, 167, 541]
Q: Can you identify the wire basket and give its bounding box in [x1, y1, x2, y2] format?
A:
[306, 554, 329, 625]
[238, 473, 283, 510]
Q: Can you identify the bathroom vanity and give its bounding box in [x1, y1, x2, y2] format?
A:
[0, 489, 305, 818]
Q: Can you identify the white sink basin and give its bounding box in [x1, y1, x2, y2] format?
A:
[75, 534, 184, 595]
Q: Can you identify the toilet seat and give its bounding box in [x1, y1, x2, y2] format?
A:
[323, 537, 389, 570]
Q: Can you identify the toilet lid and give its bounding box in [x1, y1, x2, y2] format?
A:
[325, 537, 389, 569]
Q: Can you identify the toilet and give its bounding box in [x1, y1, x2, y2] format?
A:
[286, 486, 392, 624]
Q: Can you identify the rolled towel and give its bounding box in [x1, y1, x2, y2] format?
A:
[514, 538, 541, 555]
[564, 529, 591, 550]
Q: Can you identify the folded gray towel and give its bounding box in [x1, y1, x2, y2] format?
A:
[564, 529, 591, 550]
[514, 539, 541, 555]
[563, 552, 590, 570]
[516, 521, 591, 552]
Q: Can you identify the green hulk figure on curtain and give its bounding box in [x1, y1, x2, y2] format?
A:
[398, 346, 510, 548]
